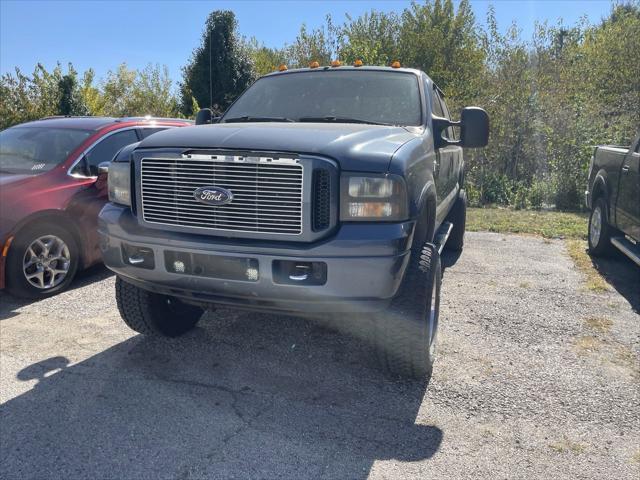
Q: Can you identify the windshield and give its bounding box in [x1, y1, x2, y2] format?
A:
[223, 70, 422, 126]
[0, 127, 92, 174]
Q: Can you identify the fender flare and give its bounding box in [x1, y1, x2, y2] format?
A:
[414, 181, 438, 246]
[591, 172, 609, 204]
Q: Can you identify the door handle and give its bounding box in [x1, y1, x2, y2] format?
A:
[622, 165, 630, 173]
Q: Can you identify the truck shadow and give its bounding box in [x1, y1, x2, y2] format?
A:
[590, 252, 640, 313]
[0, 310, 442, 479]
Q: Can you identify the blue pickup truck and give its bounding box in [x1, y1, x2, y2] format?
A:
[587, 132, 640, 266]
[98, 64, 489, 379]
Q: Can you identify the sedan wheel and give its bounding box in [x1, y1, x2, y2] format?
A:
[6, 222, 80, 299]
[23, 235, 72, 290]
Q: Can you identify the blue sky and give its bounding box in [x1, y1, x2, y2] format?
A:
[1, 0, 613, 83]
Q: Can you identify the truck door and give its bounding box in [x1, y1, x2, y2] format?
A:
[438, 93, 462, 195]
[616, 137, 640, 240]
[431, 88, 455, 204]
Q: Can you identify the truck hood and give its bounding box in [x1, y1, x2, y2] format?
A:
[137, 123, 418, 172]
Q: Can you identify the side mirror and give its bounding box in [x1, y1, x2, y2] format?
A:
[195, 108, 220, 125]
[70, 155, 92, 177]
[97, 162, 110, 175]
[460, 107, 489, 148]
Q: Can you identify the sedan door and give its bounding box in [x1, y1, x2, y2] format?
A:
[67, 128, 141, 265]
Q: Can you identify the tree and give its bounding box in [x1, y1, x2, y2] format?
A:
[0, 63, 67, 129]
[336, 11, 401, 66]
[91, 63, 180, 117]
[398, 0, 486, 111]
[179, 10, 255, 116]
[247, 38, 286, 76]
[58, 65, 88, 116]
[284, 19, 335, 68]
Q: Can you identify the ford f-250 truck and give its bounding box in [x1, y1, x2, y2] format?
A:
[586, 131, 640, 266]
[98, 64, 489, 378]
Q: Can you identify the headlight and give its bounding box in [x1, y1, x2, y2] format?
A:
[340, 174, 408, 221]
[108, 161, 132, 206]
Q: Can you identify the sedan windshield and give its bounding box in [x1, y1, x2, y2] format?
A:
[0, 127, 92, 174]
[223, 70, 422, 126]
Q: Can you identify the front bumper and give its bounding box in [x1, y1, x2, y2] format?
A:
[98, 203, 415, 313]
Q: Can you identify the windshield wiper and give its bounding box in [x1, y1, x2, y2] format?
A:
[224, 116, 295, 123]
[298, 116, 392, 126]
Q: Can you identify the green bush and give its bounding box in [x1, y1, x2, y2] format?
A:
[509, 184, 529, 210]
[465, 182, 482, 207]
[526, 179, 554, 210]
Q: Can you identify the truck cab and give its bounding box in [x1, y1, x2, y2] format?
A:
[98, 65, 489, 378]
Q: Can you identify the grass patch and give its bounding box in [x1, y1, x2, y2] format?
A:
[574, 335, 602, 354]
[584, 316, 613, 333]
[467, 207, 588, 239]
[574, 335, 639, 379]
[549, 437, 587, 454]
[610, 344, 640, 379]
[566, 240, 609, 293]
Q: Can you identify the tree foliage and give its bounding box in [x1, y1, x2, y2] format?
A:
[179, 10, 254, 115]
[1, 2, 638, 210]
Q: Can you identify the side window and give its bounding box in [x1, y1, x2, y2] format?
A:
[432, 90, 457, 140]
[431, 90, 445, 118]
[139, 127, 169, 139]
[438, 94, 458, 140]
[85, 129, 139, 173]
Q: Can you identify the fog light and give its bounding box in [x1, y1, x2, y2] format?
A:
[246, 267, 259, 281]
[173, 260, 186, 273]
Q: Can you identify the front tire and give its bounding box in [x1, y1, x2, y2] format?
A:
[374, 243, 441, 379]
[588, 197, 612, 256]
[115, 277, 203, 337]
[6, 222, 80, 299]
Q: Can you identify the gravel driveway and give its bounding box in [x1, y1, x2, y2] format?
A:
[1, 232, 638, 479]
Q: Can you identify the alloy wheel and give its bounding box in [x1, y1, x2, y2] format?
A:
[22, 235, 71, 290]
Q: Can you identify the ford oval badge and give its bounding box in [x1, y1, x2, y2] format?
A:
[193, 186, 233, 206]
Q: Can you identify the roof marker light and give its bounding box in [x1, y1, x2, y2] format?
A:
[331, 60, 341, 67]
[278, 64, 288, 71]
[309, 61, 320, 69]
[391, 61, 401, 68]
[354, 59, 363, 67]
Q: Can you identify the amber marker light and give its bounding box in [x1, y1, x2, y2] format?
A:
[309, 61, 320, 68]
[391, 61, 401, 68]
[353, 59, 363, 67]
[278, 64, 288, 71]
[1, 236, 13, 257]
[331, 60, 341, 67]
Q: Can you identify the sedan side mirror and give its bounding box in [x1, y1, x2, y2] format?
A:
[460, 107, 489, 148]
[97, 162, 110, 175]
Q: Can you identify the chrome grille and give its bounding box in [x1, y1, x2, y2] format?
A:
[140, 155, 303, 235]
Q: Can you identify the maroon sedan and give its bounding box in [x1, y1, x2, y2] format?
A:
[0, 116, 191, 298]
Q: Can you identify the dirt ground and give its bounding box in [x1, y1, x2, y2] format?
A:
[1, 232, 638, 479]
